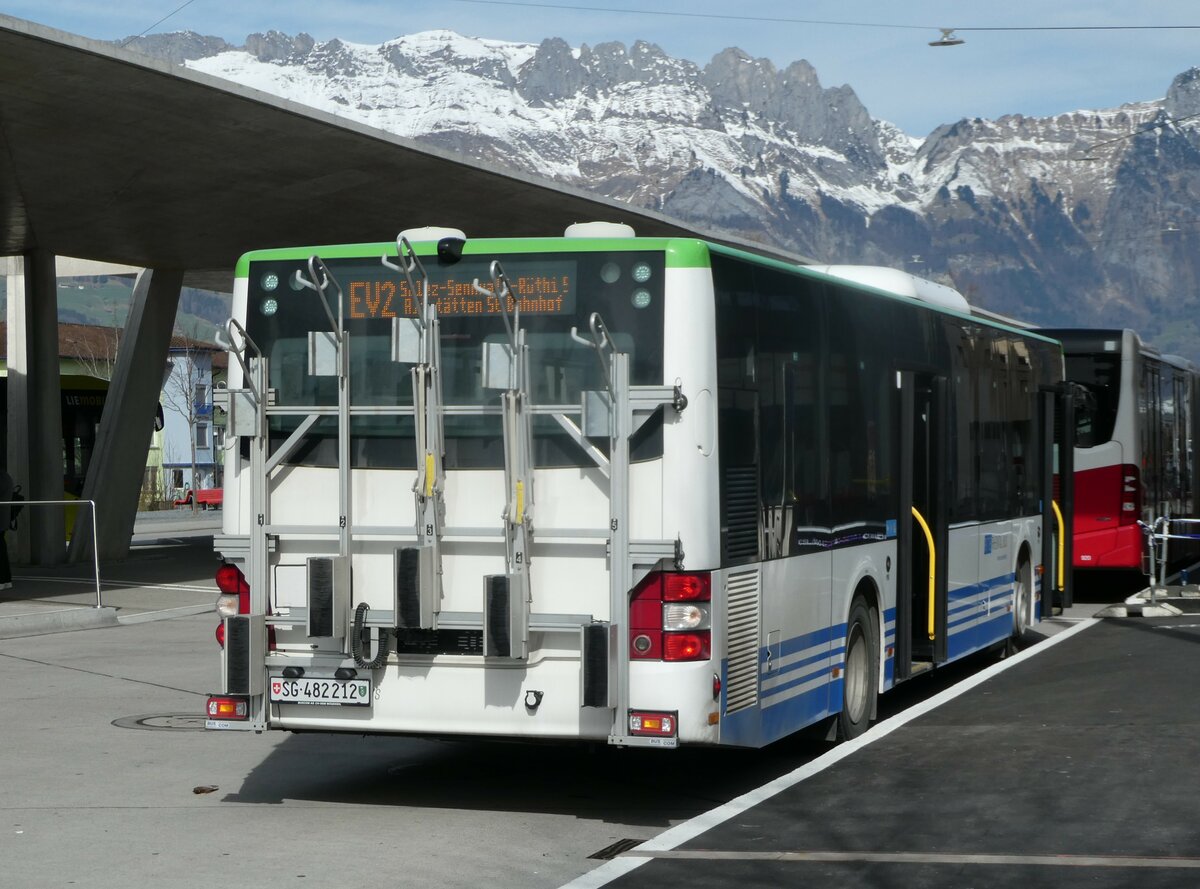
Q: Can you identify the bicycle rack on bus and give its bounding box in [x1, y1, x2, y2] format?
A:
[386, 236, 446, 631]
[570, 312, 688, 746]
[218, 256, 375, 729]
[475, 262, 535, 659]
[215, 317, 270, 728]
[290, 257, 360, 652]
[215, 253, 685, 741]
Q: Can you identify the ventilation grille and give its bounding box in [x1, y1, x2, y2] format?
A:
[307, 558, 334, 638]
[723, 466, 760, 562]
[395, 629, 483, 656]
[724, 568, 760, 714]
[484, 575, 511, 657]
[225, 616, 251, 696]
[581, 624, 609, 708]
[395, 547, 422, 628]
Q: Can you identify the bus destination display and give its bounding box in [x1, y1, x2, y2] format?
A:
[348, 274, 572, 319]
[315, 259, 577, 320]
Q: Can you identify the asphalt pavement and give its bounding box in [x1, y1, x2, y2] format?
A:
[573, 613, 1200, 888]
[4, 521, 1197, 889]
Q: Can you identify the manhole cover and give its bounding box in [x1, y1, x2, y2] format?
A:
[112, 713, 208, 731]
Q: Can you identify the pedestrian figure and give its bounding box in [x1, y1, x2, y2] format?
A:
[0, 470, 12, 590]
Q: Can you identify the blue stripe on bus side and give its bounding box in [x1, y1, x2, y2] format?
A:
[717, 573, 1033, 747]
[761, 682, 835, 745]
[945, 572, 1017, 660]
[719, 674, 836, 747]
[759, 628, 841, 712]
[719, 623, 839, 747]
[947, 610, 1015, 661]
[883, 606, 897, 688]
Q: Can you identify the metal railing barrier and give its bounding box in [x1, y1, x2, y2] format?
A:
[0, 499, 103, 607]
[1138, 512, 1200, 603]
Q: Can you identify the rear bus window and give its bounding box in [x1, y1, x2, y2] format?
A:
[245, 249, 665, 468]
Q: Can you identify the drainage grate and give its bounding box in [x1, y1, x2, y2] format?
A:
[588, 839, 645, 860]
[111, 713, 208, 732]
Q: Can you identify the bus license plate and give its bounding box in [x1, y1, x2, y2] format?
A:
[269, 676, 371, 706]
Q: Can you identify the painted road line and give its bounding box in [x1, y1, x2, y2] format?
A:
[14, 575, 218, 590]
[556, 618, 1100, 889]
[630, 849, 1200, 869]
[117, 603, 216, 625]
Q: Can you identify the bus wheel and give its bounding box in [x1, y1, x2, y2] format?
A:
[1012, 557, 1032, 640]
[838, 599, 877, 741]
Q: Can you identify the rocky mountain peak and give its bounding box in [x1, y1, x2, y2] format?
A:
[245, 30, 315, 63]
[517, 37, 587, 104]
[1165, 67, 1200, 119]
[112, 28, 1200, 360]
[118, 30, 232, 65]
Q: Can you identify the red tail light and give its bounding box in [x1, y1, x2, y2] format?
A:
[663, 573, 710, 601]
[216, 563, 250, 614]
[206, 696, 248, 721]
[664, 632, 710, 661]
[1119, 464, 1141, 526]
[629, 571, 711, 662]
[629, 709, 677, 738]
[214, 563, 274, 651]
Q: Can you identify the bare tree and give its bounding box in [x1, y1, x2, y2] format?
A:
[160, 324, 213, 514]
[63, 315, 122, 381]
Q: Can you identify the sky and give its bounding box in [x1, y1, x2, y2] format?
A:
[3, 1, 1199, 136]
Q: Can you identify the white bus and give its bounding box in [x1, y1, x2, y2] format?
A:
[206, 226, 1065, 748]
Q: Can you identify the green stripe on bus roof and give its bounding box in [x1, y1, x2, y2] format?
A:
[235, 236, 1056, 345]
[235, 237, 712, 277]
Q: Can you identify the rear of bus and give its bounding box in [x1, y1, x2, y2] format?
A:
[208, 232, 723, 745]
[1043, 329, 1142, 568]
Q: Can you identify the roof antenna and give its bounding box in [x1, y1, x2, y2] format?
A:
[929, 28, 965, 47]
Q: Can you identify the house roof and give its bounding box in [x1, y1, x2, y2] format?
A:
[0, 321, 225, 366]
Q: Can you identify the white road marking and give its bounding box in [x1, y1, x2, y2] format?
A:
[557, 618, 1099, 889]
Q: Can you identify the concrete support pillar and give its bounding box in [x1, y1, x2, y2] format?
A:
[6, 250, 65, 565]
[69, 267, 183, 563]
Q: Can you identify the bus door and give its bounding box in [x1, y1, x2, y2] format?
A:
[896, 370, 949, 677]
[1045, 385, 1075, 610]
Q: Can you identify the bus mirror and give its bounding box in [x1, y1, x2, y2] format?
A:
[307, 330, 339, 377]
[391, 317, 422, 364]
[583, 390, 613, 437]
[481, 341, 515, 390]
[229, 391, 258, 438]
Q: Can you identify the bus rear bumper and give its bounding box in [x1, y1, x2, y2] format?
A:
[1073, 524, 1142, 569]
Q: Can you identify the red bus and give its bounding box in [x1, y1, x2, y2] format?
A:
[1042, 328, 1199, 572]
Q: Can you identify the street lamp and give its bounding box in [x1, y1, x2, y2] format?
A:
[929, 29, 965, 47]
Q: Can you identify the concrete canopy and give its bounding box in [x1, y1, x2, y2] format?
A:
[0, 14, 812, 565]
[0, 15, 808, 288]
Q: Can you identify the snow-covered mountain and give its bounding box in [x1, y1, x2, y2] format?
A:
[123, 30, 1200, 358]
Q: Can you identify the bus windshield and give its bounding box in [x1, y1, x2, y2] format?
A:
[1064, 352, 1121, 447]
[244, 249, 665, 469]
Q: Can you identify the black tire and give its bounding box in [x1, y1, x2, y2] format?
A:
[1012, 556, 1032, 640]
[838, 598, 878, 741]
